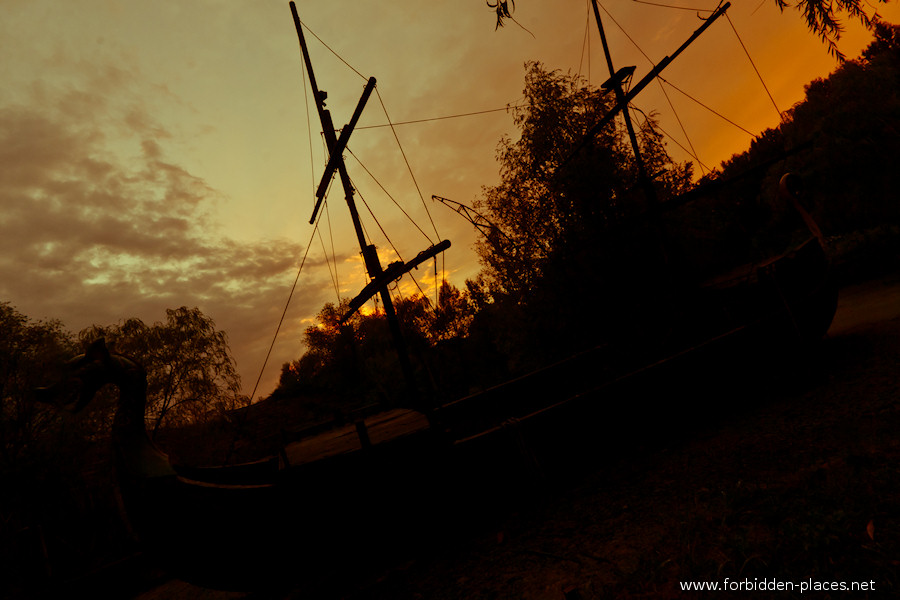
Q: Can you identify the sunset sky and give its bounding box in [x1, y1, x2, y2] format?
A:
[3, 0, 897, 398]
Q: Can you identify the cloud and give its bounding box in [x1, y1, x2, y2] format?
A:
[0, 74, 330, 397]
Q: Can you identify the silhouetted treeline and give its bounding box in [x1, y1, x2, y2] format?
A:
[274, 280, 493, 408]
[705, 21, 900, 281]
[0, 303, 124, 597]
[0, 304, 245, 597]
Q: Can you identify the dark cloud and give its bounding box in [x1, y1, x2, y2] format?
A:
[0, 81, 331, 397]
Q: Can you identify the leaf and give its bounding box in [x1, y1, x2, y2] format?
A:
[866, 520, 875, 541]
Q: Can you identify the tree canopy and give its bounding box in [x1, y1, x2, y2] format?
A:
[474, 61, 692, 297]
[0, 303, 75, 472]
[276, 281, 480, 407]
[79, 306, 246, 435]
[466, 62, 699, 369]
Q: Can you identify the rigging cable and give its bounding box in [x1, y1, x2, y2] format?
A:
[630, 0, 715, 12]
[316, 133, 341, 302]
[352, 105, 520, 130]
[657, 76, 758, 138]
[371, 87, 449, 308]
[246, 209, 327, 405]
[631, 105, 713, 171]
[300, 36, 340, 302]
[240, 17, 331, 409]
[647, 78, 707, 173]
[345, 146, 435, 243]
[353, 181, 431, 302]
[294, 18, 460, 314]
[665, 99, 704, 173]
[324, 196, 340, 301]
[375, 88, 441, 243]
[295, 18, 368, 81]
[596, 1, 759, 168]
[301, 45, 318, 213]
[597, 1, 706, 168]
[317, 220, 340, 302]
[299, 19, 451, 303]
[579, 0, 592, 82]
[224, 207, 328, 464]
[725, 13, 784, 120]
[242, 18, 361, 406]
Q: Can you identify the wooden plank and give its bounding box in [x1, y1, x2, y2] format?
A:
[364, 408, 431, 445]
[281, 409, 430, 466]
[282, 423, 360, 466]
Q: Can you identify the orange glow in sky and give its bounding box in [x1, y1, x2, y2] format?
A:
[2, 1, 897, 396]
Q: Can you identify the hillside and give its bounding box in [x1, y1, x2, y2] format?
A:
[132, 270, 900, 599]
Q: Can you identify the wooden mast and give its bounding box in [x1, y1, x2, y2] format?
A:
[591, 0, 658, 209]
[566, 2, 731, 167]
[289, 2, 448, 414]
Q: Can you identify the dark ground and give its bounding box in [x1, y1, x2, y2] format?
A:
[136, 271, 900, 599]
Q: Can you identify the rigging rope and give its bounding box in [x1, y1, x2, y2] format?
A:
[242, 18, 367, 407]
[655, 84, 707, 174]
[353, 184, 400, 270]
[630, 0, 715, 11]
[354, 182, 431, 302]
[725, 13, 784, 120]
[317, 223, 340, 301]
[242, 22, 345, 406]
[246, 210, 326, 404]
[297, 19, 453, 308]
[595, 1, 761, 167]
[345, 147, 434, 243]
[375, 87, 442, 243]
[301, 50, 318, 203]
[314, 160, 342, 302]
[579, 0, 592, 82]
[324, 197, 340, 300]
[352, 105, 520, 130]
[658, 76, 758, 138]
[350, 179, 399, 261]
[631, 105, 713, 171]
[289, 16, 456, 331]
[296, 18, 368, 81]
[597, 1, 706, 169]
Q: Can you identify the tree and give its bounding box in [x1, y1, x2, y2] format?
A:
[80, 307, 245, 436]
[475, 61, 615, 294]
[276, 281, 481, 405]
[487, 0, 516, 29]
[0, 304, 106, 595]
[0, 303, 75, 470]
[475, 61, 691, 296]
[430, 280, 477, 342]
[490, 0, 893, 61]
[281, 299, 359, 392]
[470, 62, 696, 369]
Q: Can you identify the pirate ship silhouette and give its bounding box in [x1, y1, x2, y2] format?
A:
[47, 1, 838, 590]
